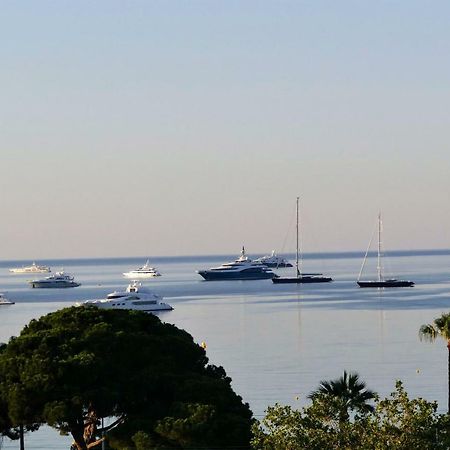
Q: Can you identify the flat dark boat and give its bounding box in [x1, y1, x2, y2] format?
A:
[357, 279, 414, 288]
[273, 274, 332, 284]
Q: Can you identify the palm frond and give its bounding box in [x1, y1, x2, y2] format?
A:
[419, 324, 438, 342]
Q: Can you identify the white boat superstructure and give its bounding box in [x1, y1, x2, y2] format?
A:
[29, 271, 81, 288]
[123, 260, 161, 278]
[0, 293, 14, 305]
[79, 281, 172, 312]
[9, 262, 51, 274]
[255, 250, 293, 268]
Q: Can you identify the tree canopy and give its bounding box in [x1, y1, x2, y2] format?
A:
[308, 370, 376, 422]
[0, 306, 253, 450]
[252, 381, 450, 450]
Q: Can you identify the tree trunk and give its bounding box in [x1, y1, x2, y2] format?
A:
[71, 426, 88, 450]
[19, 424, 24, 450]
[447, 341, 450, 414]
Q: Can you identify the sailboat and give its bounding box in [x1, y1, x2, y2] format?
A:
[272, 197, 333, 284]
[357, 213, 414, 288]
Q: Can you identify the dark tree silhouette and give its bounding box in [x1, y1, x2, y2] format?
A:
[0, 307, 253, 450]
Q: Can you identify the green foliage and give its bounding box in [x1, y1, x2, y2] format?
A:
[132, 431, 154, 450]
[362, 381, 450, 449]
[308, 371, 377, 422]
[0, 307, 253, 449]
[419, 312, 450, 343]
[252, 381, 450, 450]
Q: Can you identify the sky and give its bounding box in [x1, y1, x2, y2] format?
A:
[1, 1, 450, 259]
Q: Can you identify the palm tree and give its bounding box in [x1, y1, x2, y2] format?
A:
[419, 312, 450, 413]
[308, 370, 377, 421]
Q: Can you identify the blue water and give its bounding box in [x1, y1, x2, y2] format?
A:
[1, 251, 450, 449]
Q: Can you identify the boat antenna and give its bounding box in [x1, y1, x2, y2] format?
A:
[296, 196, 300, 278]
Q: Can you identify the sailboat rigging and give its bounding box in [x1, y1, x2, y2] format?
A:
[357, 213, 414, 288]
[272, 197, 333, 284]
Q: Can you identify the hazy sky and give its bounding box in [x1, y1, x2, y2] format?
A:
[1, 1, 450, 259]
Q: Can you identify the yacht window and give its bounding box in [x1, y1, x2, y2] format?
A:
[132, 300, 157, 305]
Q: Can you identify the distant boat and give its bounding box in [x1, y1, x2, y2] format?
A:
[123, 260, 161, 278]
[357, 213, 414, 288]
[254, 250, 293, 268]
[9, 262, 51, 274]
[272, 197, 333, 284]
[197, 247, 276, 280]
[29, 271, 81, 288]
[0, 293, 14, 305]
[78, 281, 172, 312]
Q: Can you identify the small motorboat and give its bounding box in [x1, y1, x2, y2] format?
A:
[123, 260, 161, 278]
[0, 293, 14, 305]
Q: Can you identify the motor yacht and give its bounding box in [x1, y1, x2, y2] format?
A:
[254, 251, 293, 268]
[197, 247, 276, 280]
[29, 271, 81, 288]
[79, 281, 173, 312]
[0, 293, 14, 305]
[123, 260, 161, 278]
[9, 262, 51, 274]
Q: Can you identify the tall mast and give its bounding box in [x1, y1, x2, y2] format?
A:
[377, 212, 382, 282]
[296, 196, 300, 277]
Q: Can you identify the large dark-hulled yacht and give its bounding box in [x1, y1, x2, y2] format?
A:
[197, 247, 275, 281]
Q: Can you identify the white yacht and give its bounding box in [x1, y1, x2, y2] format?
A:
[9, 262, 51, 274]
[0, 293, 14, 305]
[197, 247, 276, 281]
[79, 281, 172, 312]
[29, 271, 81, 288]
[254, 250, 293, 268]
[123, 260, 161, 278]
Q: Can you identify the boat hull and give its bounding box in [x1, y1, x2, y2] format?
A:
[82, 301, 173, 312]
[272, 276, 333, 284]
[10, 268, 50, 274]
[123, 273, 160, 278]
[30, 281, 81, 288]
[198, 270, 275, 281]
[357, 280, 414, 288]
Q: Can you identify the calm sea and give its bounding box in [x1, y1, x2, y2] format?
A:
[1, 250, 449, 449]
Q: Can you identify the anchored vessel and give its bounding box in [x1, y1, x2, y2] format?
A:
[10, 262, 51, 274]
[197, 247, 276, 280]
[29, 271, 81, 288]
[0, 293, 14, 305]
[123, 260, 161, 278]
[357, 213, 414, 288]
[254, 251, 293, 268]
[79, 281, 172, 312]
[272, 197, 333, 284]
